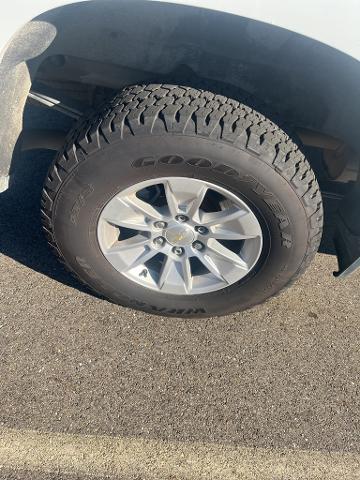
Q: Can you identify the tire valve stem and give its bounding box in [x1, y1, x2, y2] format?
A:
[139, 269, 148, 278]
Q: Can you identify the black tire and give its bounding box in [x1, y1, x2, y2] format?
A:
[41, 84, 323, 318]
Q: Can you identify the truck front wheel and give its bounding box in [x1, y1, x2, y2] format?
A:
[41, 84, 323, 317]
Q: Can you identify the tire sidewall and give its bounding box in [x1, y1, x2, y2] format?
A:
[53, 134, 309, 316]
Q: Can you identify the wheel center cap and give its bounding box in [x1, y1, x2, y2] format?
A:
[165, 226, 195, 246]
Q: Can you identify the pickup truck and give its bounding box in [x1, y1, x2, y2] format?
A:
[1, 0, 359, 317]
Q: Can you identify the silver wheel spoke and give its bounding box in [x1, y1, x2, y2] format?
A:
[201, 208, 262, 240]
[102, 195, 163, 231]
[180, 256, 192, 293]
[165, 178, 208, 219]
[201, 207, 246, 227]
[206, 238, 249, 270]
[196, 239, 249, 285]
[158, 256, 192, 294]
[105, 236, 156, 271]
[196, 252, 228, 284]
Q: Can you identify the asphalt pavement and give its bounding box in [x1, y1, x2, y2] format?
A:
[0, 107, 359, 479]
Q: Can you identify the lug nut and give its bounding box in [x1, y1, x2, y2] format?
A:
[153, 236, 165, 247]
[175, 215, 188, 223]
[192, 241, 204, 251]
[172, 246, 184, 256]
[154, 221, 167, 229]
[195, 226, 208, 235]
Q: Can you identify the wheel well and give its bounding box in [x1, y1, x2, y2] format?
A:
[2, 0, 360, 186]
[32, 1, 360, 144]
